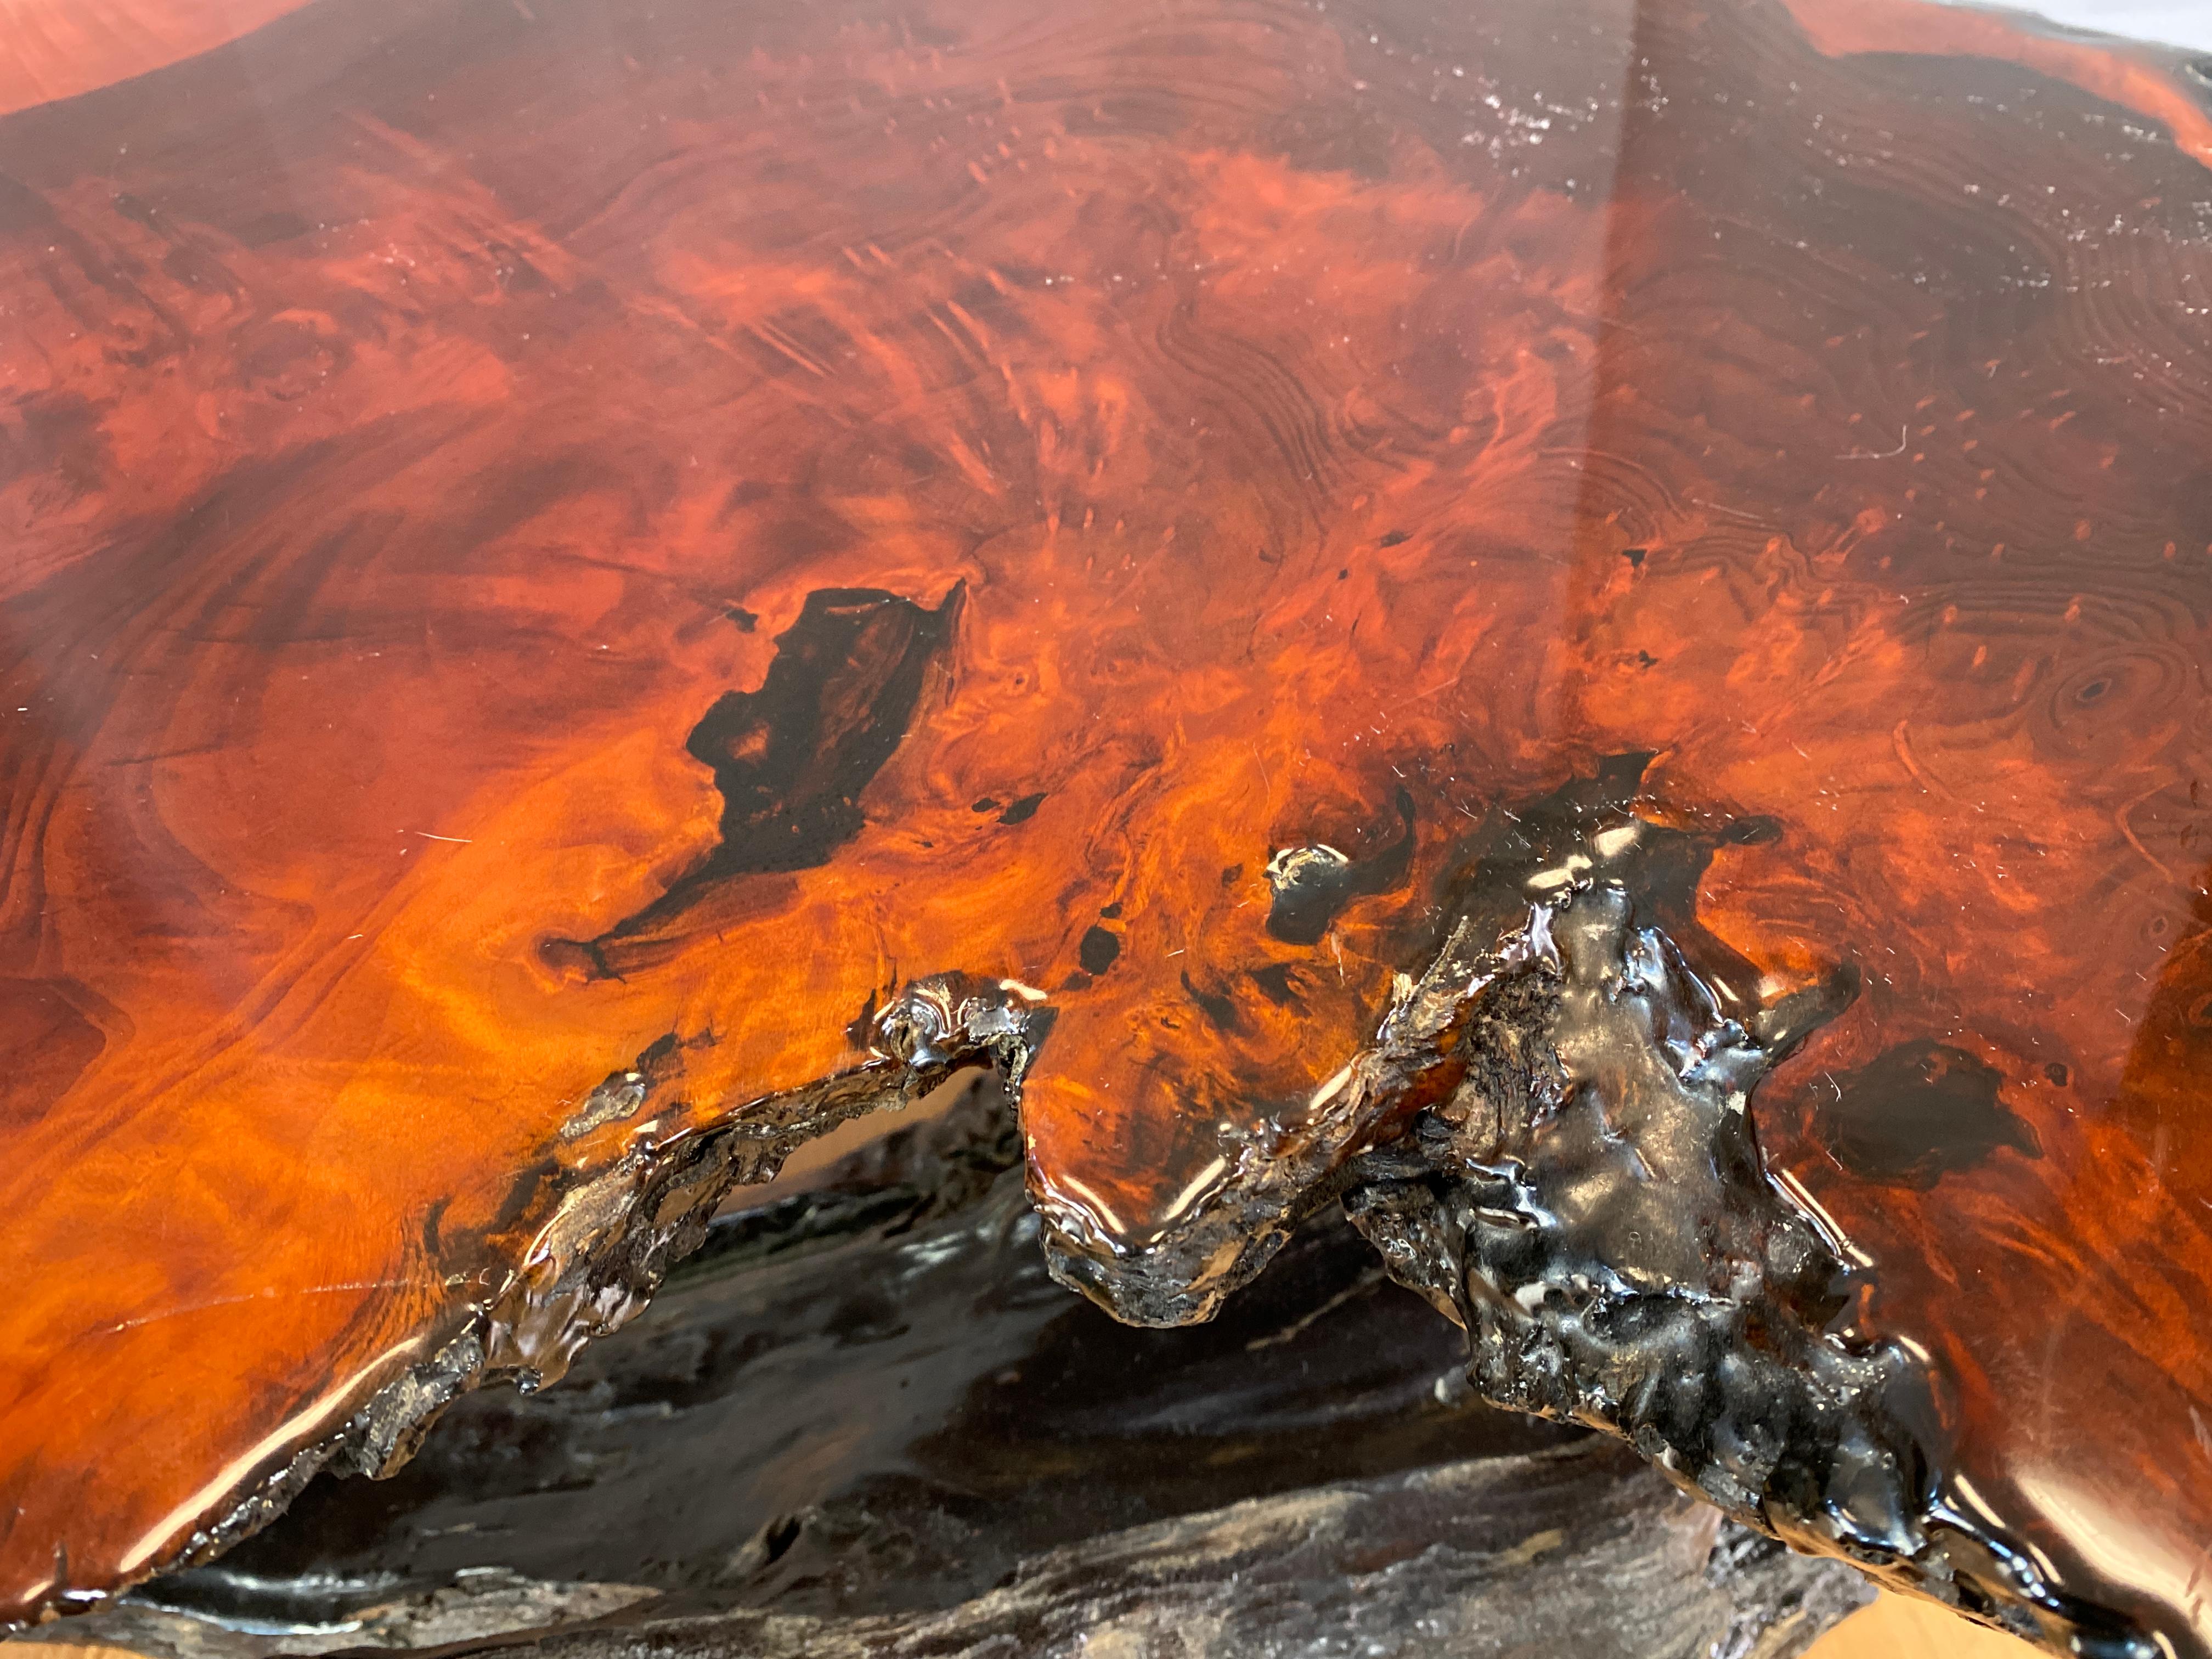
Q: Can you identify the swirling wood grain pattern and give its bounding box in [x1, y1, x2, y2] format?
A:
[2, 0, 2210, 1646]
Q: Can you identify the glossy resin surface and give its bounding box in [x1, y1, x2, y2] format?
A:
[2, 0, 2210, 1648]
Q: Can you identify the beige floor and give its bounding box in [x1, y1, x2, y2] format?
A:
[1810, 1593, 2040, 1659]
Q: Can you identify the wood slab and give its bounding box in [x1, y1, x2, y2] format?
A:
[1, 0, 2209, 1647]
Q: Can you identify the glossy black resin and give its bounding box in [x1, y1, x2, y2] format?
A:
[90, 1081, 1860, 1659]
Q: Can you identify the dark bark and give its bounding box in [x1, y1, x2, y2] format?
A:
[68, 1083, 1865, 1659]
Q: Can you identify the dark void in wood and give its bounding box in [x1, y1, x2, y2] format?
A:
[1, 0, 2210, 1651]
[57, 1084, 1866, 1659]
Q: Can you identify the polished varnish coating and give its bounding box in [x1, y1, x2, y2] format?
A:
[2, 0, 2209, 1646]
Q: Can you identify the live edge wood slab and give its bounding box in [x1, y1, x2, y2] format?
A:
[2, 0, 2210, 1650]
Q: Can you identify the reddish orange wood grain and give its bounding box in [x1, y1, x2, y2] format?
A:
[0, 0, 311, 117]
[1, 0, 2210, 1646]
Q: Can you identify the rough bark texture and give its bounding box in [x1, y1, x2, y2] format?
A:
[32, 1458, 1867, 1659]
[358, 1455, 1861, 1659]
[23, 1086, 1869, 1659]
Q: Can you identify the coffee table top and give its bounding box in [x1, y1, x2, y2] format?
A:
[2, 0, 2208, 1648]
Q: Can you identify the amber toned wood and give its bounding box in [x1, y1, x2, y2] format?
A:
[2, 0, 2210, 1644]
[1810, 1593, 2042, 1659]
[0, 0, 311, 117]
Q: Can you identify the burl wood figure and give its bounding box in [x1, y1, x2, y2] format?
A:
[2, 0, 2209, 1651]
